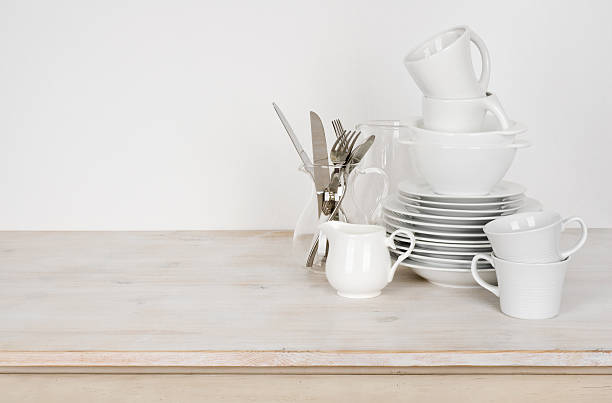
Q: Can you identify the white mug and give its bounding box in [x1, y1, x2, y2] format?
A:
[471, 254, 569, 319]
[484, 212, 587, 263]
[404, 26, 490, 98]
[319, 221, 415, 298]
[422, 92, 510, 132]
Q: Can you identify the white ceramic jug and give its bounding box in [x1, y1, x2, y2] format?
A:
[319, 221, 415, 298]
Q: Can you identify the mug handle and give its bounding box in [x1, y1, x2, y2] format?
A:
[560, 217, 588, 259]
[385, 229, 416, 283]
[483, 94, 511, 130]
[470, 253, 499, 297]
[469, 30, 491, 93]
[349, 167, 390, 224]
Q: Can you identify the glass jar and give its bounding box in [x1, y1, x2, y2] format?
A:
[292, 162, 388, 273]
[355, 120, 422, 193]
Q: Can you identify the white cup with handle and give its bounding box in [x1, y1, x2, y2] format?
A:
[471, 254, 569, 319]
[484, 212, 588, 263]
[404, 26, 490, 99]
[422, 92, 510, 132]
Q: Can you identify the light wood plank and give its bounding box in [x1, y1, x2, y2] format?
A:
[0, 230, 610, 369]
[2, 374, 612, 403]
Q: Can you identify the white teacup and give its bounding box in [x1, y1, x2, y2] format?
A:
[319, 221, 415, 298]
[404, 26, 490, 98]
[471, 254, 569, 319]
[422, 92, 510, 132]
[484, 212, 587, 263]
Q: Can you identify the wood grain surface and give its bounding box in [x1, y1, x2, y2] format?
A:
[0, 229, 609, 369]
[2, 374, 612, 402]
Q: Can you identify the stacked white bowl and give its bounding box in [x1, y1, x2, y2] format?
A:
[384, 26, 540, 288]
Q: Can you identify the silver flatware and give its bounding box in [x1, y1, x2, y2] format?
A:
[273, 103, 314, 176]
[310, 111, 330, 215]
[332, 119, 345, 138]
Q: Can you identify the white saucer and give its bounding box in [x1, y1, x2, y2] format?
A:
[398, 181, 525, 202]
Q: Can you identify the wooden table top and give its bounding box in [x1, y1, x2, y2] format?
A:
[0, 230, 610, 369]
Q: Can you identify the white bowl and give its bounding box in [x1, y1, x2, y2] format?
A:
[398, 259, 497, 288]
[406, 116, 527, 146]
[406, 141, 530, 196]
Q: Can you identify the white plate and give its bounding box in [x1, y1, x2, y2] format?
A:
[402, 197, 542, 217]
[390, 232, 491, 245]
[393, 250, 489, 267]
[397, 194, 525, 210]
[398, 181, 525, 202]
[385, 219, 487, 238]
[383, 198, 501, 224]
[398, 203, 522, 217]
[397, 259, 497, 288]
[413, 239, 492, 250]
[412, 247, 481, 257]
[384, 214, 485, 231]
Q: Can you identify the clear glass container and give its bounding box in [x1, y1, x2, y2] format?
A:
[292, 162, 388, 273]
[355, 120, 422, 192]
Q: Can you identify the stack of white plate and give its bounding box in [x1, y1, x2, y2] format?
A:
[383, 181, 542, 288]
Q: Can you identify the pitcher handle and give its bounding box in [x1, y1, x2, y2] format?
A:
[385, 229, 415, 283]
[349, 167, 390, 224]
[470, 253, 499, 297]
[560, 217, 588, 259]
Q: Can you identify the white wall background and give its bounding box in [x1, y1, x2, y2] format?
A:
[1, 0, 611, 230]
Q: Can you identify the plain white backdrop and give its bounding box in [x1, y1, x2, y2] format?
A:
[1, 0, 611, 229]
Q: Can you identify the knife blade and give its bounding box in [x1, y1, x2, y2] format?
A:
[272, 103, 314, 176]
[310, 111, 330, 215]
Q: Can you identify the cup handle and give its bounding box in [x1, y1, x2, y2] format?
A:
[349, 167, 390, 224]
[483, 94, 511, 130]
[560, 217, 588, 259]
[470, 253, 499, 297]
[469, 30, 491, 93]
[385, 229, 416, 283]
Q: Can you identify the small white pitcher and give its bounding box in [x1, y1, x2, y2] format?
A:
[319, 221, 415, 298]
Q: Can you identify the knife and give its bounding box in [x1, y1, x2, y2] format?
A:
[310, 111, 330, 216]
[272, 103, 314, 176]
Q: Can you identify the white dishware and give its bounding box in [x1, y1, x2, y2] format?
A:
[403, 140, 530, 196]
[398, 195, 524, 210]
[413, 239, 492, 250]
[422, 93, 510, 132]
[399, 203, 522, 217]
[398, 181, 526, 202]
[384, 214, 485, 231]
[319, 221, 415, 298]
[484, 212, 588, 263]
[384, 197, 507, 224]
[395, 234, 491, 246]
[404, 26, 490, 98]
[385, 217, 488, 238]
[398, 259, 497, 288]
[406, 116, 527, 146]
[412, 247, 481, 258]
[471, 254, 570, 319]
[402, 252, 491, 268]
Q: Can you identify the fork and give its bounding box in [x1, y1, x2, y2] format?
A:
[332, 119, 345, 138]
[330, 130, 360, 165]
